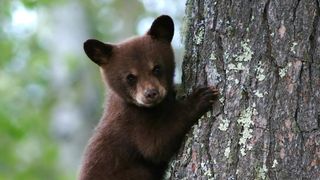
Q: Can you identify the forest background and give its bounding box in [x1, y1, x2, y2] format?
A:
[0, 0, 185, 179]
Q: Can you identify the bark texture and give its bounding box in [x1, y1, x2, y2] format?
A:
[169, 0, 320, 179]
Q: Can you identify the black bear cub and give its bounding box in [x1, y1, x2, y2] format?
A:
[79, 15, 219, 180]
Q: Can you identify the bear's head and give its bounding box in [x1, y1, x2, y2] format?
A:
[83, 15, 175, 107]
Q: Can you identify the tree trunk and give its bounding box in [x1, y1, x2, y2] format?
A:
[169, 0, 320, 179]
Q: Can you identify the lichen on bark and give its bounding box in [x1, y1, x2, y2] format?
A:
[169, 0, 320, 179]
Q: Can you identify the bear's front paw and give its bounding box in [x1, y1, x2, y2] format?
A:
[189, 86, 219, 115]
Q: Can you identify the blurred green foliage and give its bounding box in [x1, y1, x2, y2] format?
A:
[0, 0, 60, 179]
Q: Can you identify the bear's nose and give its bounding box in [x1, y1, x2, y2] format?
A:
[144, 89, 159, 100]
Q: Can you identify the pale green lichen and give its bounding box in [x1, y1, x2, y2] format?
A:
[240, 148, 246, 156]
[227, 63, 245, 71]
[219, 97, 225, 104]
[218, 118, 230, 131]
[257, 164, 268, 180]
[209, 52, 217, 61]
[238, 107, 254, 156]
[254, 90, 264, 98]
[206, 112, 212, 118]
[183, 137, 192, 162]
[252, 102, 256, 108]
[194, 24, 205, 45]
[227, 63, 236, 70]
[251, 103, 259, 116]
[237, 63, 245, 70]
[224, 147, 231, 158]
[257, 74, 266, 81]
[204, 170, 213, 178]
[272, 159, 278, 168]
[186, 147, 191, 156]
[226, 39, 254, 74]
[201, 160, 213, 178]
[227, 75, 240, 85]
[235, 39, 254, 62]
[253, 108, 259, 116]
[224, 50, 230, 60]
[279, 68, 287, 78]
[279, 62, 292, 78]
[256, 64, 266, 81]
[290, 42, 298, 54]
[224, 140, 231, 158]
[227, 75, 233, 81]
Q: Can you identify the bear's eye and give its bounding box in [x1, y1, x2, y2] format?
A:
[126, 74, 137, 85]
[152, 65, 161, 76]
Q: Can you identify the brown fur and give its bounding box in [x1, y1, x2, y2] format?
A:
[79, 15, 219, 180]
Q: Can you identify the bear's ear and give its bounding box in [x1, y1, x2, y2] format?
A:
[147, 15, 174, 43]
[83, 39, 113, 66]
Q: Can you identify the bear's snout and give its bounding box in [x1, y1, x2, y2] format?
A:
[134, 85, 166, 107]
[144, 89, 159, 100]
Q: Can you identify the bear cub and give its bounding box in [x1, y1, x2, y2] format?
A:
[79, 15, 219, 180]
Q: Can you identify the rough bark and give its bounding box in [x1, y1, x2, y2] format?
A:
[168, 0, 320, 179]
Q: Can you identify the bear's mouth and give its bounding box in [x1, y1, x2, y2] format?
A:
[135, 97, 163, 107]
[134, 88, 167, 108]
